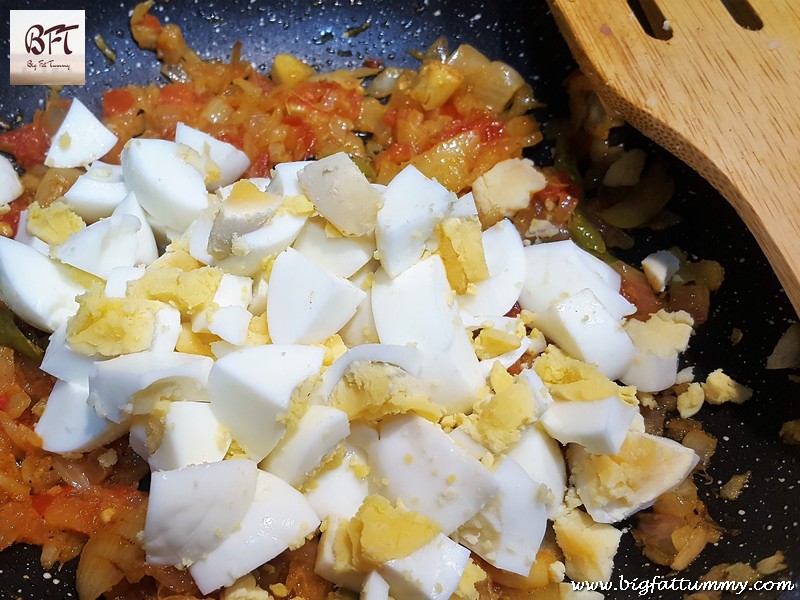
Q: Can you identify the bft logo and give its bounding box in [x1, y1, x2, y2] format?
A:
[25, 23, 80, 56]
[10, 10, 86, 85]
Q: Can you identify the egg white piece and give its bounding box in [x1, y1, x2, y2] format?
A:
[620, 349, 679, 392]
[517, 367, 555, 418]
[505, 424, 567, 519]
[375, 164, 454, 277]
[293, 217, 376, 278]
[568, 431, 700, 524]
[215, 211, 308, 276]
[262, 405, 350, 487]
[40, 323, 100, 388]
[189, 470, 321, 594]
[267, 247, 366, 345]
[304, 443, 370, 521]
[361, 571, 390, 600]
[248, 276, 268, 316]
[104, 265, 145, 298]
[448, 191, 479, 219]
[379, 532, 470, 600]
[121, 138, 209, 231]
[458, 219, 525, 316]
[111, 192, 159, 266]
[88, 351, 214, 423]
[540, 396, 638, 455]
[148, 401, 231, 471]
[149, 306, 182, 354]
[53, 213, 141, 279]
[192, 305, 252, 346]
[458, 455, 548, 576]
[535, 288, 635, 381]
[175, 122, 250, 188]
[371, 255, 483, 413]
[0, 154, 23, 206]
[208, 344, 325, 461]
[266, 160, 314, 196]
[298, 152, 383, 237]
[315, 516, 368, 591]
[45, 98, 118, 168]
[13, 210, 50, 255]
[312, 343, 424, 405]
[520, 239, 635, 321]
[367, 414, 499, 534]
[144, 458, 258, 566]
[186, 210, 216, 266]
[0, 236, 85, 332]
[641, 249, 680, 292]
[63, 161, 128, 222]
[35, 379, 127, 454]
[338, 261, 379, 347]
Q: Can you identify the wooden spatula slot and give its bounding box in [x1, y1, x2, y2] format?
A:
[548, 0, 800, 316]
[627, 0, 673, 40]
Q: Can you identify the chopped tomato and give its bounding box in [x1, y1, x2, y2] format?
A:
[429, 115, 505, 148]
[0, 123, 49, 170]
[158, 83, 197, 105]
[613, 260, 664, 320]
[287, 80, 362, 122]
[245, 151, 272, 178]
[281, 116, 317, 160]
[102, 88, 136, 117]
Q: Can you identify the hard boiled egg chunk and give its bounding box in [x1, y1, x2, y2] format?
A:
[0, 154, 23, 206]
[175, 122, 250, 188]
[63, 161, 128, 222]
[45, 98, 118, 168]
[53, 213, 142, 279]
[144, 458, 258, 566]
[0, 236, 86, 333]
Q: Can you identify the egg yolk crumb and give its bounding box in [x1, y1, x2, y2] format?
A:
[435, 216, 489, 294]
[553, 508, 621, 583]
[128, 266, 224, 317]
[66, 284, 163, 356]
[27, 201, 85, 245]
[330, 361, 443, 422]
[535, 345, 637, 405]
[340, 495, 441, 569]
[702, 369, 752, 405]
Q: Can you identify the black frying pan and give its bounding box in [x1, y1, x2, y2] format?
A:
[0, 1, 797, 599]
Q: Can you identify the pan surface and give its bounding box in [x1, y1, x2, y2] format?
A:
[0, 1, 797, 599]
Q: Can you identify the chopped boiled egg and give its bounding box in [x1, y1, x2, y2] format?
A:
[292, 217, 376, 278]
[471, 158, 546, 226]
[104, 266, 145, 298]
[44, 98, 118, 168]
[371, 254, 482, 413]
[505, 424, 567, 519]
[111, 192, 159, 266]
[361, 571, 390, 600]
[567, 430, 699, 524]
[262, 404, 350, 487]
[641, 249, 680, 292]
[297, 152, 382, 237]
[520, 239, 635, 321]
[535, 288, 635, 381]
[266, 160, 311, 196]
[34, 379, 127, 453]
[375, 164, 453, 277]
[87, 350, 214, 423]
[52, 213, 142, 279]
[40, 323, 99, 387]
[121, 138, 209, 231]
[379, 532, 471, 600]
[175, 122, 250, 188]
[144, 458, 258, 566]
[365, 414, 499, 535]
[188, 469, 321, 594]
[267, 247, 366, 345]
[0, 236, 86, 332]
[207, 344, 324, 461]
[553, 508, 622, 583]
[457, 455, 548, 576]
[13, 210, 50, 255]
[540, 395, 638, 456]
[435, 216, 489, 294]
[0, 154, 23, 206]
[63, 161, 129, 222]
[457, 218, 525, 317]
[339, 262, 379, 347]
[304, 443, 370, 521]
[146, 400, 232, 471]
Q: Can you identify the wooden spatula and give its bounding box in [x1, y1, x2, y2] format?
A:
[547, 0, 800, 316]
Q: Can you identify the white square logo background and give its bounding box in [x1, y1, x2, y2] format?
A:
[9, 10, 85, 85]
